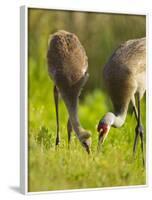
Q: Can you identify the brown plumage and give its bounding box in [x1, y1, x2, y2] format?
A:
[47, 30, 88, 85]
[97, 37, 146, 165]
[47, 30, 91, 153]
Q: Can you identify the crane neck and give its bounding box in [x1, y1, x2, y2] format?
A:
[113, 111, 127, 127]
[103, 110, 127, 128]
[61, 91, 82, 135]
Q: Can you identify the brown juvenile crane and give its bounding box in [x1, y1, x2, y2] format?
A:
[97, 37, 146, 165]
[47, 30, 91, 153]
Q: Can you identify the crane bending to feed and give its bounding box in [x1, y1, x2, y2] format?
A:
[47, 30, 91, 153]
[97, 37, 146, 165]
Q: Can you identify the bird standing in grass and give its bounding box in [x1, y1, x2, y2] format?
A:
[47, 30, 91, 153]
[97, 37, 146, 165]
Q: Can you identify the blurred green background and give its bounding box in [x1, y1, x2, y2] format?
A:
[28, 8, 146, 192]
[28, 9, 145, 94]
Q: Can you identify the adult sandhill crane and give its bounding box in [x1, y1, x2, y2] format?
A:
[47, 30, 91, 153]
[97, 37, 146, 165]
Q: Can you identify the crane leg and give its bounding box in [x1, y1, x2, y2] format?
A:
[132, 106, 138, 121]
[67, 118, 72, 146]
[131, 97, 138, 121]
[133, 93, 145, 166]
[54, 85, 60, 146]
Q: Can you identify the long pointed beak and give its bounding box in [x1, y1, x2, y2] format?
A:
[97, 129, 106, 151]
[97, 124, 111, 152]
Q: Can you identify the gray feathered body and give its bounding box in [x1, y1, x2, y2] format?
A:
[103, 37, 146, 116]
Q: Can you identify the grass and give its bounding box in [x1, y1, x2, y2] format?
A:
[28, 65, 146, 192]
[27, 11, 146, 191]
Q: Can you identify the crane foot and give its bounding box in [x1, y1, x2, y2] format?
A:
[55, 136, 60, 146]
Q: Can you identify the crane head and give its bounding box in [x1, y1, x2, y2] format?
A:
[97, 120, 110, 146]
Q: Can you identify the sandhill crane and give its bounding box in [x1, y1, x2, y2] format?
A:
[47, 30, 91, 153]
[97, 37, 146, 165]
